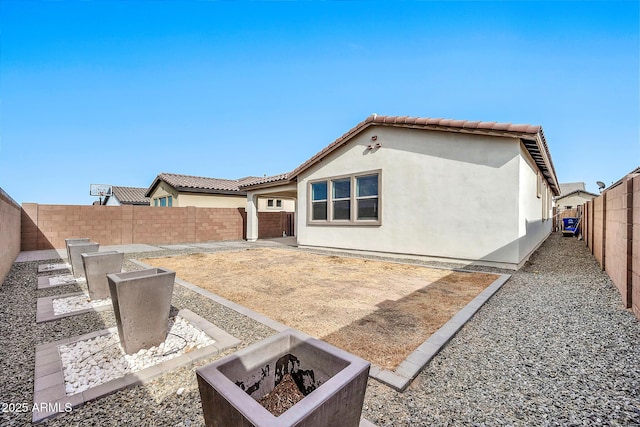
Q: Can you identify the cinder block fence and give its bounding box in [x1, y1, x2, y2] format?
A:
[0, 187, 21, 285]
[582, 172, 640, 320]
[19, 203, 294, 252]
[21, 204, 247, 250]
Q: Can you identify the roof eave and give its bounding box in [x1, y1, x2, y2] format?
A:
[175, 187, 247, 196]
[241, 179, 296, 191]
[145, 176, 166, 197]
[289, 118, 559, 190]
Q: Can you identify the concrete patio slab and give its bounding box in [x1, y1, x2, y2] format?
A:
[101, 244, 164, 253]
[189, 242, 226, 249]
[15, 249, 67, 263]
[159, 244, 196, 250]
[32, 309, 240, 424]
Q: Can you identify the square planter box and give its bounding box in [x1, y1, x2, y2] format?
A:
[196, 329, 370, 427]
[65, 238, 90, 265]
[107, 268, 176, 354]
[68, 242, 99, 278]
[81, 251, 124, 300]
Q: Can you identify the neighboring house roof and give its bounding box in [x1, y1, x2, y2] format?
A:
[243, 114, 560, 195]
[558, 182, 586, 195]
[145, 172, 263, 197]
[555, 189, 599, 201]
[110, 186, 150, 205]
[239, 172, 292, 190]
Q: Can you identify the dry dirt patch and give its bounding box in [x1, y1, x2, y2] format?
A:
[143, 248, 498, 370]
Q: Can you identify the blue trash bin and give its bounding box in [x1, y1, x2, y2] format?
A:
[562, 217, 578, 236]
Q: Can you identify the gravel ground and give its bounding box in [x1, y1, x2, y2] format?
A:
[1, 233, 639, 426]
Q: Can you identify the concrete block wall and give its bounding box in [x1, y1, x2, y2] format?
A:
[632, 176, 640, 318]
[592, 195, 605, 268]
[257, 211, 289, 239]
[0, 187, 21, 285]
[195, 207, 245, 242]
[582, 173, 639, 319]
[604, 179, 631, 306]
[21, 204, 245, 250]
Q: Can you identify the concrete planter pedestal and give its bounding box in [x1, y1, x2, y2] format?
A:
[65, 238, 90, 264]
[107, 268, 176, 354]
[68, 242, 99, 278]
[196, 329, 370, 427]
[81, 251, 124, 300]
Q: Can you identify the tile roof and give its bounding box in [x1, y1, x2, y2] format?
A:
[555, 189, 599, 200]
[111, 186, 150, 205]
[558, 182, 586, 195]
[239, 172, 291, 189]
[283, 114, 560, 195]
[145, 173, 263, 197]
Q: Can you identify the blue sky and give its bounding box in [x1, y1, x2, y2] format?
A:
[1, 1, 638, 205]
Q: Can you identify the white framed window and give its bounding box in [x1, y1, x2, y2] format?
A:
[308, 170, 381, 225]
[267, 198, 283, 209]
[332, 178, 351, 220]
[310, 182, 328, 220]
[356, 174, 379, 220]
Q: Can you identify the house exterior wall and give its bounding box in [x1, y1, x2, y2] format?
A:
[148, 181, 246, 208]
[556, 192, 595, 210]
[177, 193, 247, 208]
[296, 126, 531, 267]
[105, 195, 122, 206]
[0, 187, 21, 286]
[257, 197, 295, 212]
[148, 181, 179, 206]
[517, 144, 553, 263]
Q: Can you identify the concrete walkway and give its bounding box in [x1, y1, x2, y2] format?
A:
[14, 237, 298, 263]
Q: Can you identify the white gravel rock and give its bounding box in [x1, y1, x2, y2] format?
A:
[52, 294, 111, 315]
[59, 316, 216, 395]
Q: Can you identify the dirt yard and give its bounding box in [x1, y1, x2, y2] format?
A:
[143, 248, 498, 370]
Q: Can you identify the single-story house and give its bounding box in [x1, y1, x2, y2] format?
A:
[241, 114, 560, 269]
[102, 186, 151, 206]
[145, 172, 295, 211]
[554, 189, 598, 211]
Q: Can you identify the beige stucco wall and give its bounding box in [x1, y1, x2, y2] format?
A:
[556, 192, 595, 209]
[257, 197, 295, 212]
[177, 193, 247, 208]
[296, 126, 534, 267]
[149, 182, 178, 205]
[149, 181, 246, 208]
[517, 143, 553, 263]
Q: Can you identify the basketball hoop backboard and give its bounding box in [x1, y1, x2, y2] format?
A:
[90, 184, 112, 197]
